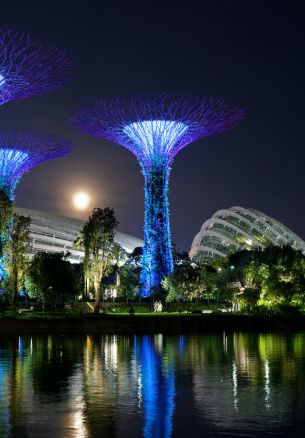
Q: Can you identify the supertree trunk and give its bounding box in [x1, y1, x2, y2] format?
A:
[140, 164, 173, 296]
[72, 93, 243, 297]
[0, 131, 72, 281]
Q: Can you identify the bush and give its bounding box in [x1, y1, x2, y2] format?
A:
[272, 303, 303, 317]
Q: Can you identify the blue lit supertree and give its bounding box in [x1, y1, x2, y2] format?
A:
[0, 130, 72, 280]
[0, 29, 72, 106]
[72, 94, 243, 296]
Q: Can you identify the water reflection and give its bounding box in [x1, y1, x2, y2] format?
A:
[0, 332, 305, 437]
[134, 335, 175, 437]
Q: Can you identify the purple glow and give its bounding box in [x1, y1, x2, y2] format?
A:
[72, 93, 243, 295]
[72, 94, 243, 167]
[0, 29, 72, 106]
[0, 130, 72, 199]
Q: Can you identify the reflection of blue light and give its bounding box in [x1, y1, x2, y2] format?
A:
[135, 335, 175, 438]
[0, 74, 5, 87]
[18, 336, 23, 357]
[0, 362, 3, 391]
[123, 120, 188, 160]
[179, 335, 185, 357]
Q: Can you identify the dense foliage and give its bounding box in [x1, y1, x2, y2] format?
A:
[162, 245, 305, 314]
[26, 252, 77, 311]
[5, 214, 31, 310]
[76, 207, 120, 312]
[0, 189, 14, 280]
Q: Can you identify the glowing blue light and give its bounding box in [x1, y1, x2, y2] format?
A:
[73, 96, 243, 297]
[0, 148, 29, 198]
[123, 120, 188, 159]
[0, 148, 29, 163]
[18, 336, 23, 357]
[0, 148, 30, 281]
[0, 258, 6, 281]
[122, 120, 188, 295]
[0, 73, 5, 87]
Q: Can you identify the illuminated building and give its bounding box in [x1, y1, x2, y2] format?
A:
[190, 206, 305, 263]
[15, 207, 143, 263]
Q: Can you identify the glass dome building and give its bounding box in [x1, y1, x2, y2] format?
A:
[15, 207, 143, 264]
[189, 206, 305, 263]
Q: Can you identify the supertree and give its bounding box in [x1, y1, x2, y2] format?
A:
[0, 29, 72, 107]
[72, 93, 243, 296]
[0, 129, 72, 280]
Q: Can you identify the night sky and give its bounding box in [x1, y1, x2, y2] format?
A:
[1, 0, 305, 250]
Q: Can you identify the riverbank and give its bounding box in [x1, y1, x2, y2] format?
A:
[1, 314, 305, 333]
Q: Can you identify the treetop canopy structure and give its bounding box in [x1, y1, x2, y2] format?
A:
[72, 93, 243, 296]
[0, 29, 72, 107]
[0, 129, 72, 281]
[0, 129, 72, 199]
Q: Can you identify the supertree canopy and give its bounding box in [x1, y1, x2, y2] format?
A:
[0, 129, 72, 280]
[72, 93, 243, 296]
[0, 29, 72, 106]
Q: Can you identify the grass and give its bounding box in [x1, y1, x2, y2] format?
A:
[0, 310, 225, 319]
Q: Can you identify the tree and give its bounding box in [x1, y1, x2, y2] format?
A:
[118, 264, 139, 303]
[80, 208, 119, 312]
[26, 252, 77, 311]
[5, 214, 31, 310]
[162, 276, 181, 303]
[199, 265, 218, 305]
[74, 234, 92, 299]
[163, 258, 202, 303]
[115, 247, 141, 302]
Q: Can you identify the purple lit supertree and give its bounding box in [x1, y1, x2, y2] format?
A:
[72, 94, 243, 296]
[0, 129, 72, 280]
[0, 29, 72, 106]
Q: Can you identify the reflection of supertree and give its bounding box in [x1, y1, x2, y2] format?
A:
[72, 94, 243, 295]
[0, 29, 72, 106]
[0, 130, 72, 280]
[134, 335, 175, 437]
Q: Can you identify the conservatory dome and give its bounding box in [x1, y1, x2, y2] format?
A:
[189, 206, 305, 263]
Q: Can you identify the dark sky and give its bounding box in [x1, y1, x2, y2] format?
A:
[1, 0, 305, 250]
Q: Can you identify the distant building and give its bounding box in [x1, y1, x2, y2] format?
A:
[16, 207, 143, 264]
[189, 206, 305, 263]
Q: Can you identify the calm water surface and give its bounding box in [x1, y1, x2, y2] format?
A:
[1, 332, 305, 437]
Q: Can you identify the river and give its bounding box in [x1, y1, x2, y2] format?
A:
[1, 332, 305, 437]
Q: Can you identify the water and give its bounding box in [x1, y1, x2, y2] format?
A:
[1, 332, 305, 437]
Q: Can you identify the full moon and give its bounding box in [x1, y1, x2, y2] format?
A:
[73, 191, 90, 210]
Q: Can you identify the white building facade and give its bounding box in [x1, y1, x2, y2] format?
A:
[190, 206, 305, 263]
[16, 207, 143, 264]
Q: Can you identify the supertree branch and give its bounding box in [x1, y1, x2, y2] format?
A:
[0, 29, 72, 106]
[72, 93, 243, 296]
[0, 129, 72, 281]
[0, 129, 72, 199]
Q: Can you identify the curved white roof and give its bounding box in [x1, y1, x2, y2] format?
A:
[189, 206, 305, 263]
[15, 207, 143, 264]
